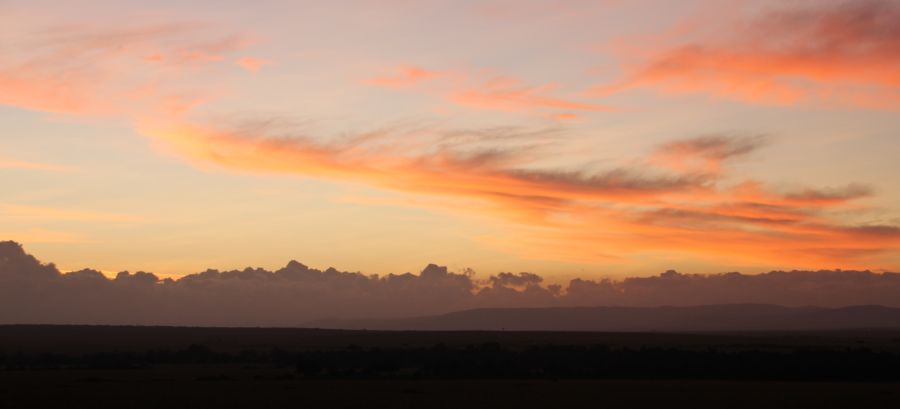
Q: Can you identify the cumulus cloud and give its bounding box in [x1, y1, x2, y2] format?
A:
[489, 272, 543, 288]
[3, 241, 900, 326]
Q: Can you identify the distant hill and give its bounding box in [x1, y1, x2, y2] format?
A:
[308, 304, 900, 332]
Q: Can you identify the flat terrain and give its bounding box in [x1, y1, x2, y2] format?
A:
[2, 371, 899, 409]
[2, 326, 900, 408]
[4, 325, 900, 353]
[311, 304, 900, 332]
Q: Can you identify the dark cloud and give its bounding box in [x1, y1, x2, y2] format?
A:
[784, 184, 874, 204]
[756, 0, 900, 51]
[2, 241, 900, 326]
[651, 135, 766, 174]
[656, 135, 766, 162]
[489, 272, 543, 288]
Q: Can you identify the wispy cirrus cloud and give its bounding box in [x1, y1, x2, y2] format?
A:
[0, 21, 257, 116]
[367, 65, 609, 119]
[449, 77, 618, 114]
[2, 13, 897, 271]
[142, 118, 900, 269]
[0, 157, 72, 172]
[0, 203, 143, 223]
[594, 0, 900, 109]
[235, 57, 271, 72]
[144, 119, 702, 205]
[0, 229, 85, 244]
[782, 184, 874, 206]
[650, 135, 766, 174]
[366, 65, 447, 88]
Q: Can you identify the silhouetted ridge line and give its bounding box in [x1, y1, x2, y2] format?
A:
[308, 304, 900, 332]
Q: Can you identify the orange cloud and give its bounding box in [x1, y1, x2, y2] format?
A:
[368, 65, 612, 117]
[595, 1, 900, 109]
[0, 204, 143, 223]
[235, 57, 271, 72]
[4, 15, 897, 271]
[143, 120, 900, 270]
[450, 77, 617, 113]
[0, 22, 249, 116]
[0, 158, 71, 172]
[367, 65, 444, 88]
[144, 120, 704, 205]
[650, 135, 765, 175]
[1, 229, 85, 244]
[552, 113, 580, 121]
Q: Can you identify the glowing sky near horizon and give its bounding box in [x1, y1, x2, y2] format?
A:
[1, 0, 899, 279]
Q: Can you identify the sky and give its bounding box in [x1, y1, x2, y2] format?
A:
[2, 0, 899, 281]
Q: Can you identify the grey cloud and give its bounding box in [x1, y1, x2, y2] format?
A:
[784, 184, 874, 203]
[489, 272, 543, 288]
[2, 241, 900, 327]
[655, 135, 767, 164]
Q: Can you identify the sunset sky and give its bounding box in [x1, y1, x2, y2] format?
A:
[2, 0, 899, 281]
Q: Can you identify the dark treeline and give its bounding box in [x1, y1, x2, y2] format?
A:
[4, 343, 900, 382]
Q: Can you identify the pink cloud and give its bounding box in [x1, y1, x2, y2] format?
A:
[595, 1, 900, 109]
[0, 157, 72, 172]
[450, 77, 617, 113]
[367, 65, 444, 88]
[369, 65, 614, 117]
[235, 57, 271, 72]
[0, 22, 251, 116]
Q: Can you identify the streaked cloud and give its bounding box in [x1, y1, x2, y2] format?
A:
[368, 65, 612, 117]
[448, 77, 616, 113]
[0, 158, 72, 172]
[143, 120, 707, 202]
[0, 21, 252, 116]
[0, 230, 84, 244]
[1, 5, 897, 274]
[235, 57, 271, 72]
[650, 135, 766, 174]
[783, 184, 874, 206]
[367, 65, 446, 88]
[142, 120, 900, 269]
[595, 0, 900, 109]
[0, 203, 143, 223]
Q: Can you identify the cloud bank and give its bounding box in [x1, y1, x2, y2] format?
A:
[3, 241, 900, 326]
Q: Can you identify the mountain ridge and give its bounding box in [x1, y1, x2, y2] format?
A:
[308, 304, 900, 332]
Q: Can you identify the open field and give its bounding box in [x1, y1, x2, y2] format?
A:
[2, 371, 899, 409]
[4, 325, 900, 353]
[2, 326, 900, 408]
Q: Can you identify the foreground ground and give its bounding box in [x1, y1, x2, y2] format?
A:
[2, 326, 899, 408]
[2, 369, 898, 409]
